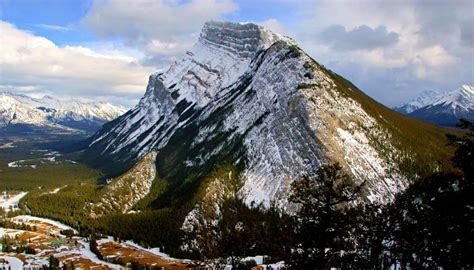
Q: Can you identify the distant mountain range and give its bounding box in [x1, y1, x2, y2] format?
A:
[394, 85, 473, 126]
[0, 92, 127, 135]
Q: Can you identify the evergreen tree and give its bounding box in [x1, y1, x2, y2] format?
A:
[447, 118, 474, 180]
[287, 162, 364, 269]
[48, 255, 60, 270]
[89, 234, 103, 260]
[388, 120, 474, 268]
[349, 203, 391, 269]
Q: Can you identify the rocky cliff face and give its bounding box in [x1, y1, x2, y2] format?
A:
[84, 21, 450, 210]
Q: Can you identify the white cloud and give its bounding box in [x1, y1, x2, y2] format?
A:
[260, 19, 286, 35]
[31, 24, 72, 32]
[290, 0, 473, 106]
[0, 21, 154, 107]
[82, 0, 237, 60]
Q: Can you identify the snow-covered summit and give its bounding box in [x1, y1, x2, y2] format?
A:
[432, 84, 473, 111]
[199, 21, 289, 58]
[394, 90, 441, 114]
[0, 92, 127, 133]
[395, 84, 473, 126]
[85, 20, 431, 211]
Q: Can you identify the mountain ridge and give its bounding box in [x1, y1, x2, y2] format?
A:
[394, 85, 473, 126]
[0, 92, 127, 134]
[81, 21, 455, 213]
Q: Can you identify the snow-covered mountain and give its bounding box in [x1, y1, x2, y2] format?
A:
[83, 21, 451, 213]
[394, 90, 441, 114]
[395, 85, 473, 126]
[0, 92, 127, 134]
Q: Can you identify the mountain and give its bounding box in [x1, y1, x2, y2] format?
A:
[82, 21, 453, 214]
[399, 85, 473, 127]
[0, 92, 127, 134]
[394, 90, 441, 114]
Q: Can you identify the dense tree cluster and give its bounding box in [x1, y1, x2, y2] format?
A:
[287, 163, 363, 269]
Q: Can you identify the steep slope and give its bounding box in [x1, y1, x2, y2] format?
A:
[0, 92, 127, 134]
[83, 21, 454, 211]
[408, 85, 473, 126]
[85, 151, 157, 218]
[394, 90, 441, 114]
[395, 85, 473, 126]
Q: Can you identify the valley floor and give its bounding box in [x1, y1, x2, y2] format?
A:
[0, 191, 196, 269]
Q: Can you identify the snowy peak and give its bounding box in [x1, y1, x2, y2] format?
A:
[396, 84, 474, 126]
[199, 21, 284, 58]
[433, 84, 474, 110]
[147, 21, 291, 109]
[462, 84, 474, 94]
[394, 90, 441, 114]
[85, 20, 452, 214]
[0, 92, 127, 133]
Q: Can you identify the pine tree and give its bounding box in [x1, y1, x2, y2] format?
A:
[287, 162, 364, 269]
[48, 255, 60, 270]
[388, 120, 474, 268]
[448, 118, 474, 180]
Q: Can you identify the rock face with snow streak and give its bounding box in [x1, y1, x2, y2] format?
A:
[0, 92, 127, 134]
[86, 151, 157, 218]
[84, 21, 450, 210]
[395, 85, 473, 126]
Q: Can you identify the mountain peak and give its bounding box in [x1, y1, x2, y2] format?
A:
[396, 84, 473, 126]
[394, 90, 441, 114]
[199, 21, 286, 58]
[461, 84, 474, 95]
[0, 92, 127, 133]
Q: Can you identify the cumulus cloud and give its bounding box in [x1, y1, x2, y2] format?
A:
[260, 18, 286, 35]
[82, 0, 237, 62]
[291, 0, 473, 106]
[0, 21, 153, 107]
[320, 25, 399, 51]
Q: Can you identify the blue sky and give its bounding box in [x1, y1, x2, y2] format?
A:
[1, 0, 473, 107]
[1, 0, 93, 45]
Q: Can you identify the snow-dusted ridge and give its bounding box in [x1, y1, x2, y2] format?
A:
[394, 90, 441, 114]
[0, 92, 127, 133]
[85, 21, 445, 214]
[395, 84, 473, 126]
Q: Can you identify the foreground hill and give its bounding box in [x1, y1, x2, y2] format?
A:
[81, 21, 454, 214]
[0, 92, 127, 134]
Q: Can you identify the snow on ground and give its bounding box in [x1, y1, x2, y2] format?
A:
[0, 256, 24, 269]
[47, 185, 67, 194]
[77, 240, 122, 269]
[0, 191, 27, 212]
[12, 215, 77, 234]
[0, 228, 23, 238]
[6, 151, 76, 169]
[124, 240, 172, 260]
[97, 237, 173, 260]
[0, 142, 15, 149]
